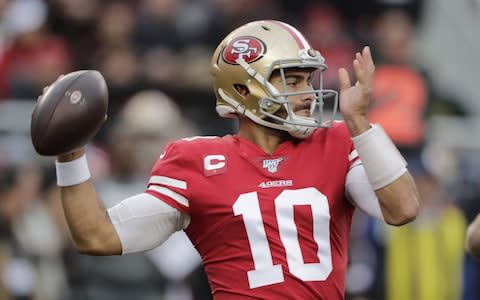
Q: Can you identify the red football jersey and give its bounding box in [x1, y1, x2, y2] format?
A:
[146, 122, 358, 299]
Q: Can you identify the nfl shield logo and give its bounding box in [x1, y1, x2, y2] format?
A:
[262, 157, 284, 173]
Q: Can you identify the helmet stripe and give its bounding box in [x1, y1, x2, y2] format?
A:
[269, 20, 310, 49]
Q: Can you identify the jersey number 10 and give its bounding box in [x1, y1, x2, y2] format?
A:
[233, 187, 333, 289]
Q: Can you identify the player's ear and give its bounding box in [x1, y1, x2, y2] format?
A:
[234, 84, 249, 97]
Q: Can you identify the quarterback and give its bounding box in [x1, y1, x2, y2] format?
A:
[51, 20, 419, 299]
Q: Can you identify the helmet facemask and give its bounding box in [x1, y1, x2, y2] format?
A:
[235, 49, 338, 138]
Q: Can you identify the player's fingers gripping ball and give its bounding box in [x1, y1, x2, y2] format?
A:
[31, 70, 109, 156]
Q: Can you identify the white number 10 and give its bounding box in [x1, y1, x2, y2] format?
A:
[232, 187, 333, 289]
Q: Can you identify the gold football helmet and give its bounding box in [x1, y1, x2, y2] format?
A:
[210, 20, 338, 138]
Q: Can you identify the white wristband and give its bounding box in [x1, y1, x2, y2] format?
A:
[55, 154, 91, 187]
[351, 124, 407, 190]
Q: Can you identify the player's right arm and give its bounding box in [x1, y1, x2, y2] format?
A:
[57, 148, 123, 255]
[57, 148, 186, 256]
[466, 213, 480, 259]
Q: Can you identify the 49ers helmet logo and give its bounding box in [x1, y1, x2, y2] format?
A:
[222, 36, 266, 65]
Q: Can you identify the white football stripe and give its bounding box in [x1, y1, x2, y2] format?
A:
[149, 176, 187, 190]
[350, 159, 362, 169]
[147, 185, 189, 207]
[348, 150, 359, 162]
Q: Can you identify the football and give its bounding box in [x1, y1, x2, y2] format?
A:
[31, 70, 109, 156]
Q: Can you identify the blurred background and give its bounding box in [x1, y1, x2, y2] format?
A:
[0, 0, 479, 299]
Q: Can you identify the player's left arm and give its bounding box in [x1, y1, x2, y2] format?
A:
[339, 46, 419, 226]
[466, 213, 480, 259]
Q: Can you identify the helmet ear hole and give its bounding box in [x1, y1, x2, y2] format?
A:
[234, 84, 249, 97]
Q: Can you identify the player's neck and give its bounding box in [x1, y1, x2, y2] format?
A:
[237, 118, 288, 154]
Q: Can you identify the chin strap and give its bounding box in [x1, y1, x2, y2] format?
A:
[217, 88, 286, 132]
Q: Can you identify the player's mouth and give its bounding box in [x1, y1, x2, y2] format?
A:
[294, 104, 312, 117]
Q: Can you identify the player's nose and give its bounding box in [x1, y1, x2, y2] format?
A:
[293, 97, 313, 112]
[301, 89, 315, 104]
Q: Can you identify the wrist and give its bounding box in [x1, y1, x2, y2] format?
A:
[55, 151, 91, 186]
[344, 114, 370, 137]
[351, 124, 407, 190]
[57, 148, 85, 162]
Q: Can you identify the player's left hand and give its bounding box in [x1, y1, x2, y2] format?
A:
[337, 46, 375, 121]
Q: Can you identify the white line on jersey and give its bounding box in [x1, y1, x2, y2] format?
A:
[149, 176, 187, 189]
[147, 185, 189, 207]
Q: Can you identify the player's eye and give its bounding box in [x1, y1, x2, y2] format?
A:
[286, 80, 297, 87]
[285, 77, 299, 87]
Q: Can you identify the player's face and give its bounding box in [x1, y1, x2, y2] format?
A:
[269, 69, 315, 118]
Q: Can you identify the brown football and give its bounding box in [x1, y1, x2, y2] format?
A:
[31, 70, 108, 156]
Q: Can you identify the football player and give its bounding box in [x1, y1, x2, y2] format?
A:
[52, 20, 419, 299]
[466, 214, 480, 259]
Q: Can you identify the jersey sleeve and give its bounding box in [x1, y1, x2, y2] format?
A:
[348, 145, 362, 170]
[336, 121, 362, 170]
[145, 141, 194, 215]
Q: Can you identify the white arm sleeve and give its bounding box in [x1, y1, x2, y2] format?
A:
[345, 164, 385, 222]
[107, 193, 190, 254]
